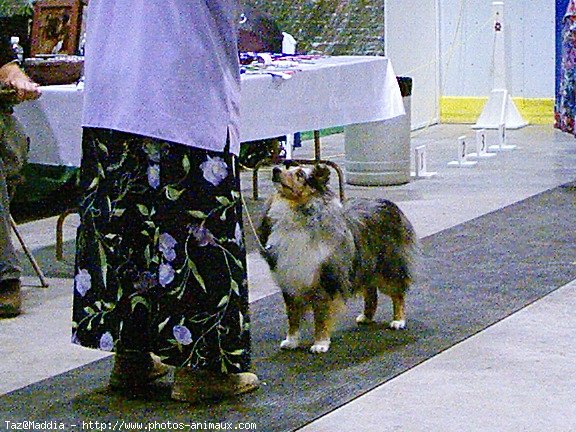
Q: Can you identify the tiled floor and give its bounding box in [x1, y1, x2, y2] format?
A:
[2, 123, 576, 431]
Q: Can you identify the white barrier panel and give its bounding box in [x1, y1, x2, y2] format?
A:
[448, 136, 478, 168]
[469, 129, 497, 159]
[411, 145, 437, 179]
[489, 123, 516, 152]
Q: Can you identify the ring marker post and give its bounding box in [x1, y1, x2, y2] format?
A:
[469, 129, 496, 159]
[448, 136, 478, 168]
[411, 145, 437, 179]
[489, 122, 516, 151]
[473, 1, 528, 130]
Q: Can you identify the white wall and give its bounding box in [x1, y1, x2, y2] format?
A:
[385, 0, 440, 129]
[440, 0, 555, 99]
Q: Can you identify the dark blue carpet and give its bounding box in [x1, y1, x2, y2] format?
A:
[2, 183, 576, 432]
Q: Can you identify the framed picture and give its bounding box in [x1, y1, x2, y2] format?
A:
[30, 0, 83, 56]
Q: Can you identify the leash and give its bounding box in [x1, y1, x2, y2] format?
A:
[240, 192, 268, 254]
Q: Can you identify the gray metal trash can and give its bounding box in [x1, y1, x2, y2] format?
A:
[344, 77, 412, 186]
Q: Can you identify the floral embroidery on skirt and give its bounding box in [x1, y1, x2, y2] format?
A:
[555, 9, 576, 135]
[72, 128, 251, 373]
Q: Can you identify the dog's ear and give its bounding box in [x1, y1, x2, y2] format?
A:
[309, 164, 330, 190]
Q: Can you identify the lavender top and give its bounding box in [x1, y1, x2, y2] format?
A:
[82, 0, 242, 155]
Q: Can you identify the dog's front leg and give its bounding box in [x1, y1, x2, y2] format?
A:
[280, 293, 304, 350]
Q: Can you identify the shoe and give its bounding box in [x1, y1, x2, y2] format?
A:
[171, 368, 260, 402]
[109, 352, 170, 389]
[0, 279, 21, 318]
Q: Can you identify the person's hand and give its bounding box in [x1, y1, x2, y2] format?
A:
[0, 62, 42, 102]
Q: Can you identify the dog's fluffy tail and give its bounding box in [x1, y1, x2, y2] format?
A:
[345, 198, 416, 291]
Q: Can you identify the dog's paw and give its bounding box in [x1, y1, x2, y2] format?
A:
[280, 335, 300, 350]
[389, 320, 406, 330]
[310, 340, 330, 354]
[356, 313, 375, 325]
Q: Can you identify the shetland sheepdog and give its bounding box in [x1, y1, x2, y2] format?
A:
[258, 163, 416, 353]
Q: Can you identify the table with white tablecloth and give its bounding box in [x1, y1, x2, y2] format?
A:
[14, 55, 404, 167]
[13, 55, 405, 258]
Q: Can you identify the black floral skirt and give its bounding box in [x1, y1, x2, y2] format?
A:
[72, 128, 251, 373]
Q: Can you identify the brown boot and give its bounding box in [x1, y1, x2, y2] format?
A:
[109, 352, 170, 390]
[0, 279, 21, 318]
[171, 368, 260, 402]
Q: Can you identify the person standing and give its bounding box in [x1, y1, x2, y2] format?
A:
[555, 0, 576, 134]
[72, 1, 259, 400]
[0, 35, 41, 318]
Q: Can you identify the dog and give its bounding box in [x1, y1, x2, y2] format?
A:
[258, 163, 416, 353]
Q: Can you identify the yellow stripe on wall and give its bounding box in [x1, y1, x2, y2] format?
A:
[440, 97, 554, 125]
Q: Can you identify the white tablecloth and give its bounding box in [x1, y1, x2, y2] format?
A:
[14, 84, 83, 166]
[13, 56, 404, 167]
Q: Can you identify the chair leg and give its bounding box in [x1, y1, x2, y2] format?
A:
[324, 160, 345, 202]
[56, 208, 76, 261]
[9, 215, 49, 288]
[314, 130, 322, 161]
[252, 157, 272, 201]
